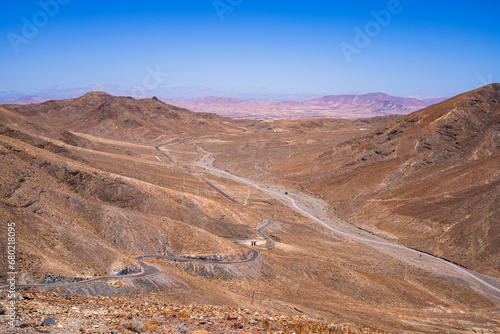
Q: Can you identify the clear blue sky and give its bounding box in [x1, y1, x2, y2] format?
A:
[1, 0, 499, 100]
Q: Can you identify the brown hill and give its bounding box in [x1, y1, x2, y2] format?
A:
[0, 105, 258, 283]
[3, 92, 236, 141]
[226, 83, 500, 276]
[1, 93, 499, 332]
[311, 84, 500, 275]
[162, 93, 446, 119]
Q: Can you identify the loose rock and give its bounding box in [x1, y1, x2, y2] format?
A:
[23, 293, 35, 300]
[42, 317, 56, 326]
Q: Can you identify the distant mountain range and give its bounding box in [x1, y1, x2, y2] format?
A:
[0, 96, 48, 105]
[1, 92, 447, 120]
[161, 93, 447, 119]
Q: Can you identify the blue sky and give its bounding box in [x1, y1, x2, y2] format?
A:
[0, 0, 499, 100]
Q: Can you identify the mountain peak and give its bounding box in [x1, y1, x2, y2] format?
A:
[82, 91, 113, 98]
[483, 82, 500, 90]
[75, 91, 116, 104]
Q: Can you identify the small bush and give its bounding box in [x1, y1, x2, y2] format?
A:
[263, 319, 271, 331]
[123, 322, 144, 333]
[143, 320, 160, 332]
[177, 310, 190, 319]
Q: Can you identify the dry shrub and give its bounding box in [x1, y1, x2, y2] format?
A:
[123, 322, 144, 333]
[143, 320, 160, 332]
[263, 319, 271, 331]
[289, 322, 305, 333]
[328, 325, 341, 334]
[177, 310, 190, 319]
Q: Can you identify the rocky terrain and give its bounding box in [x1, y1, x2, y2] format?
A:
[0, 101, 257, 283]
[201, 84, 500, 277]
[0, 86, 499, 333]
[0, 290, 382, 333]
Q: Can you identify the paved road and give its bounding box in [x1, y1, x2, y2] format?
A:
[196, 150, 500, 303]
[0, 256, 162, 290]
[0, 144, 271, 291]
[141, 219, 273, 265]
[0, 221, 273, 290]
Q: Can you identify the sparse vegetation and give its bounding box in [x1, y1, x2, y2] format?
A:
[123, 322, 144, 333]
[143, 320, 160, 332]
[0, 291, 385, 333]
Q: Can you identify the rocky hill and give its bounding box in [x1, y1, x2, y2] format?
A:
[252, 84, 500, 276]
[1, 90, 499, 333]
[0, 104, 257, 284]
[315, 84, 499, 272]
[3, 92, 237, 141]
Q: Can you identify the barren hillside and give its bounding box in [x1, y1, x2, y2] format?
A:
[1, 90, 499, 333]
[306, 84, 500, 276]
[0, 105, 258, 283]
[3, 92, 238, 141]
[205, 84, 500, 277]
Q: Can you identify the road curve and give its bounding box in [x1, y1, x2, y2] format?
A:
[141, 219, 273, 265]
[196, 152, 500, 303]
[0, 221, 273, 290]
[0, 142, 270, 291]
[0, 257, 162, 290]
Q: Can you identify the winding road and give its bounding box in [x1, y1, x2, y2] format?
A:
[4, 139, 499, 306]
[192, 149, 500, 303]
[139, 219, 273, 266]
[0, 144, 271, 290]
[0, 220, 273, 290]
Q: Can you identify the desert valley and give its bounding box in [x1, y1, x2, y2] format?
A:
[0, 83, 499, 333]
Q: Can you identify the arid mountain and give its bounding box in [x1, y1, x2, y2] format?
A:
[306, 84, 500, 274]
[162, 93, 446, 119]
[205, 84, 500, 277]
[2, 92, 237, 141]
[0, 104, 258, 283]
[1, 90, 499, 333]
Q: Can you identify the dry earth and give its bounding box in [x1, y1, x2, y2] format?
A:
[196, 84, 500, 278]
[0, 86, 499, 333]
